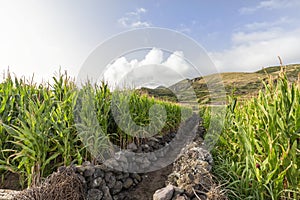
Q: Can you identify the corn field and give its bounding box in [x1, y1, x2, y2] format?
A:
[0, 71, 192, 188]
[205, 68, 300, 199]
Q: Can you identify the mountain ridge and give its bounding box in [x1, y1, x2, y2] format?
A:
[138, 64, 300, 105]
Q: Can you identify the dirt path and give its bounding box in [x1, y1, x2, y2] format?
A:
[119, 164, 173, 200]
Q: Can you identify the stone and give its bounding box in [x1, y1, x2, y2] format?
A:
[118, 154, 128, 163]
[124, 151, 135, 160]
[149, 136, 159, 142]
[84, 166, 95, 177]
[57, 166, 67, 173]
[105, 159, 121, 170]
[90, 177, 103, 188]
[135, 156, 144, 163]
[148, 152, 157, 161]
[133, 178, 139, 184]
[131, 173, 142, 182]
[82, 161, 91, 166]
[148, 140, 160, 150]
[77, 174, 87, 185]
[127, 142, 138, 151]
[153, 184, 174, 200]
[105, 172, 113, 182]
[128, 162, 139, 172]
[120, 162, 129, 171]
[107, 175, 116, 189]
[123, 178, 134, 189]
[142, 144, 150, 151]
[155, 149, 165, 158]
[75, 166, 86, 173]
[163, 144, 170, 153]
[98, 164, 109, 171]
[102, 186, 113, 200]
[170, 132, 176, 138]
[94, 167, 105, 178]
[113, 193, 128, 200]
[141, 158, 151, 169]
[136, 146, 143, 153]
[87, 189, 103, 200]
[116, 173, 126, 181]
[114, 152, 128, 164]
[173, 187, 184, 196]
[112, 181, 123, 195]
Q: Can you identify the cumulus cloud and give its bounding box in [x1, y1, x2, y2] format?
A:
[231, 28, 282, 45]
[209, 15, 300, 72]
[209, 28, 300, 72]
[162, 51, 189, 73]
[140, 48, 163, 65]
[136, 8, 146, 13]
[103, 48, 191, 89]
[239, 0, 300, 14]
[118, 8, 151, 28]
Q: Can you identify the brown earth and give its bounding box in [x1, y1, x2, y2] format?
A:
[0, 172, 22, 191]
[119, 164, 173, 200]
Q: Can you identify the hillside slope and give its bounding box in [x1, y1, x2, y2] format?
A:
[140, 64, 300, 105]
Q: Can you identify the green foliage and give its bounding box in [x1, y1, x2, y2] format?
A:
[208, 69, 300, 199]
[0, 71, 191, 188]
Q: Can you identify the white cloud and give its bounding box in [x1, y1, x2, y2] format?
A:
[210, 28, 300, 72]
[118, 7, 151, 28]
[232, 28, 282, 45]
[239, 0, 300, 14]
[102, 57, 138, 84]
[209, 15, 300, 72]
[140, 48, 163, 65]
[137, 8, 146, 13]
[103, 48, 191, 88]
[243, 17, 292, 31]
[162, 51, 189, 73]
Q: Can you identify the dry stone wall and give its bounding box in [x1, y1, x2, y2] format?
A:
[7, 114, 224, 200]
[75, 162, 143, 200]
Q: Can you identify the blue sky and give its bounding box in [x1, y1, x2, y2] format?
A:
[1, 0, 300, 84]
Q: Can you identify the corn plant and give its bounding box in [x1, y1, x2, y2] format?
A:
[0, 70, 192, 188]
[1, 95, 60, 187]
[210, 69, 300, 199]
[74, 82, 114, 163]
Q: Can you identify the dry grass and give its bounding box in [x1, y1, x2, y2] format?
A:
[12, 167, 85, 200]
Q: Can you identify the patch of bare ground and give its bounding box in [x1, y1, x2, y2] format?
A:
[118, 164, 173, 200]
[0, 172, 22, 191]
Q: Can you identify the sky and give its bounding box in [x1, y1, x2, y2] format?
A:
[1, 0, 300, 86]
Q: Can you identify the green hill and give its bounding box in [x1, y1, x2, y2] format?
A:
[139, 64, 300, 105]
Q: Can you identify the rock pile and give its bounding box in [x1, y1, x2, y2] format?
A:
[153, 138, 227, 200]
[75, 161, 143, 200]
